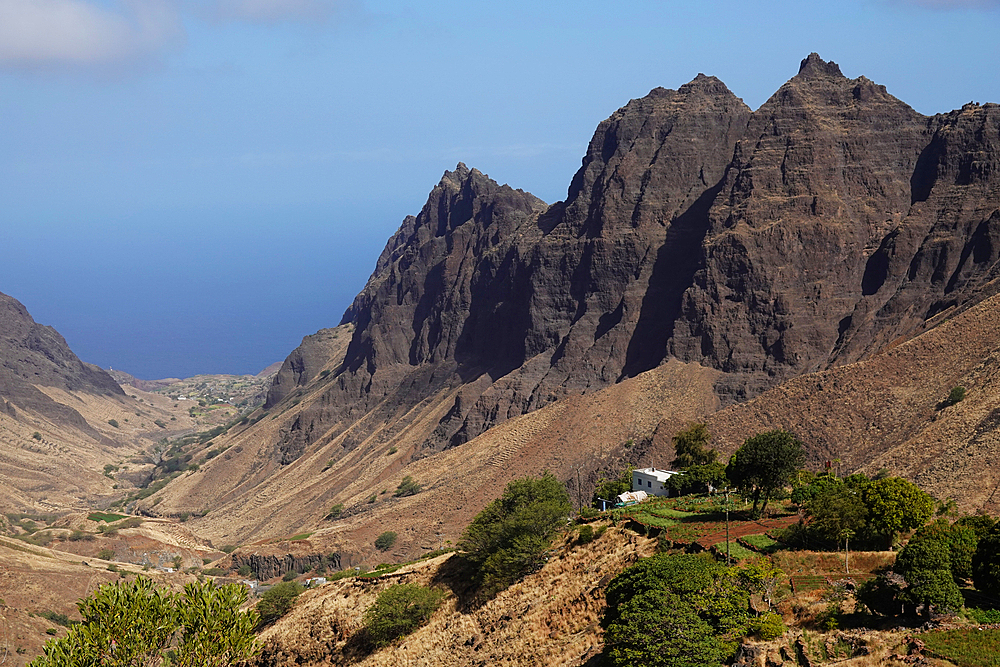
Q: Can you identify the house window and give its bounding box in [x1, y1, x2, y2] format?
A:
[647, 480, 652, 488]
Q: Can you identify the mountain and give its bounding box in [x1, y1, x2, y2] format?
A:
[145, 54, 1000, 552]
[0, 291, 239, 513]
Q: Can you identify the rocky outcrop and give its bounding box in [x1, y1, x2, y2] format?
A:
[229, 551, 347, 581]
[0, 291, 123, 430]
[265, 54, 1000, 463]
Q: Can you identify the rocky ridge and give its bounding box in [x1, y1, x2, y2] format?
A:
[266, 54, 1000, 460]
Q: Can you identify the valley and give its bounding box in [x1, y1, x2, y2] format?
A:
[4, 53, 1000, 665]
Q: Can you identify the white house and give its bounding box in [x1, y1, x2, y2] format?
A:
[632, 467, 680, 497]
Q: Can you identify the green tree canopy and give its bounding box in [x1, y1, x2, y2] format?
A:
[803, 481, 868, 548]
[726, 429, 805, 518]
[457, 473, 572, 600]
[602, 553, 756, 667]
[592, 467, 632, 508]
[363, 583, 445, 648]
[972, 523, 1000, 598]
[910, 519, 979, 584]
[894, 537, 964, 615]
[30, 578, 259, 667]
[859, 476, 934, 549]
[671, 423, 717, 469]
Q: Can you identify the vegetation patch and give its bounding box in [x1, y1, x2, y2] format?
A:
[363, 583, 444, 648]
[87, 512, 127, 523]
[922, 628, 1000, 667]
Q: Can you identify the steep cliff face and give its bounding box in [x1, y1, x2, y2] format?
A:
[266, 54, 1000, 462]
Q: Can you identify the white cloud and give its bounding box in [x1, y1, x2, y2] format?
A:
[204, 0, 348, 23]
[0, 0, 183, 68]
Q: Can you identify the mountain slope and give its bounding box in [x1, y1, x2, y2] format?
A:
[148, 54, 1000, 548]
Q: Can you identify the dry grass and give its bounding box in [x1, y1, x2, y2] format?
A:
[259, 524, 657, 667]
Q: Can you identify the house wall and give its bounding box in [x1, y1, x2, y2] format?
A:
[633, 471, 671, 497]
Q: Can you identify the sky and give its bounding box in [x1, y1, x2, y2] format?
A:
[1, 0, 998, 379]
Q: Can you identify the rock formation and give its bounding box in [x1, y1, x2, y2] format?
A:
[0, 290, 123, 430]
[263, 54, 1000, 465]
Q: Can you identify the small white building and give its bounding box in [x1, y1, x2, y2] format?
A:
[616, 490, 648, 506]
[632, 467, 680, 497]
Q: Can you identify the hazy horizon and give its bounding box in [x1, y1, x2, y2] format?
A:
[3, 0, 999, 379]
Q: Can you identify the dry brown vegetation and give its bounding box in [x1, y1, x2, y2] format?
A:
[259, 525, 658, 667]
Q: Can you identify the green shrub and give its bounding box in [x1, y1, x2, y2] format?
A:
[238, 565, 253, 577]
[947, 386, 967, 406]
[281, 570, 298, 582]
[752, 612, 786, 640]
[31, 578, 259, 666]
[363, 584, 444, 648]
[578, 525, 595, 544]
[326, 504, 344, 520]
[107, 419, 119, 428]
[393, 476, 422, 497]
[374, 531, 397, 551]
[97, 548, 114, 561]
[220, 545, 238, 554]
[68, 530, 94, 542]
[32, 432, 42, 441]
[256, 582, 301, 628]
[458, 473, 572, 600]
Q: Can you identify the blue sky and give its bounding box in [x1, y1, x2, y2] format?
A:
[1, 0, 998, 379]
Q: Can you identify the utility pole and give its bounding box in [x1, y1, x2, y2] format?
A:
[725, 489, 731, 566]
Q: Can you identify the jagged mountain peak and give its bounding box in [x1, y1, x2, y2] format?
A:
[796, 52, 844, 79]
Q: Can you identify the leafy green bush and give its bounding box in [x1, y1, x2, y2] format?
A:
[393, 476, 422, 497]
[374, 531, 397, 551]
[97, 548, 114, 561]
[107, 419, 119, 428]
[281, 571, 298, 582]
[363, 584, 444, 648]
[326, 503, 344, 520]
[751, 612, 786, 640]
[238, 565, 252, 577]
[458, 473, 572, 600]
[256, 582, 301, 628]
[30, 578, 259, 667]
[578, 525, 595, 544]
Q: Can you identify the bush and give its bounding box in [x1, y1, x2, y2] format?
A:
[30, 578, 259, 667]
[256, 582, 301, 628]
[578, 525, 595, 544]
[375, 531, 397, 552]
[238, 565, 253, 577]
[751, 612, 786, 640]
[946, 386, 966, 407]
[97, 548, 114, 561]
[393, 476, 422, 497]
[326, 503, 344, 520]
[281, 571, 298, 582]
[107, 420, 119, 428]
[458, 473, 572, 600]
[363, 584, 444, 648]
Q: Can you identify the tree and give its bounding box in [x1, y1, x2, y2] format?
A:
[458, 473, 572, 600]
[374, 531, 397, 551]
[972, 523, 1000, 598]
[30, 578, 259, 667]
[592, 468, 632, 508]
[671, 423, 717, 469]
[668, 463, 727, 496]
[859, 477, 934, 549]
[602, 553, 751, 667]
[363, 583, 445, 648]
[726, 430, 805, 518]
[604, 589, 727, 667]
[894, 538, 963, 616]
[804, 482, 868, 548]
[910, 519, 978, 584]
[256, 581, 302, 628]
